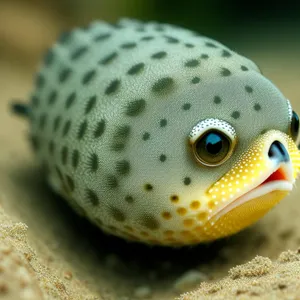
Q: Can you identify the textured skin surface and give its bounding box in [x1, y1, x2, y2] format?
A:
[28, 19, 300, 246]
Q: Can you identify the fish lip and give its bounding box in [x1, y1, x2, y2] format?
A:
[210, 162, 294, 221]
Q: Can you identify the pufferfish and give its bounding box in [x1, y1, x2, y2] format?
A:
[13, 19, 300, 246]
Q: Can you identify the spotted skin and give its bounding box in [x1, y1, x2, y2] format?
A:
[27, 19, 300, 246]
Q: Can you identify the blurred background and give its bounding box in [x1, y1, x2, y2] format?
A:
[0, 0, 300, 70]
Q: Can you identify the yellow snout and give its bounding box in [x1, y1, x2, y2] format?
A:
[200, 130, 300, 241]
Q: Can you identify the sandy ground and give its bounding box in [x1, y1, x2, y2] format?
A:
[1, 20, 300, 300]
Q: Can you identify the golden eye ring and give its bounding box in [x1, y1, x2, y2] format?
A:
[189, 118, 237, 167]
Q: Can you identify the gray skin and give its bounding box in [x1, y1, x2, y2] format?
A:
[28, 19, 293, 245]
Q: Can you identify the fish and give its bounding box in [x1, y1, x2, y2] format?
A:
[12, 18, 300, 246]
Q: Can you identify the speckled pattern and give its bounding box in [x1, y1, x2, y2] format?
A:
[28, 19, 300, 246]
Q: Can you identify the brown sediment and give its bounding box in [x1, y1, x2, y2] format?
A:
[179, 250, 300, 300]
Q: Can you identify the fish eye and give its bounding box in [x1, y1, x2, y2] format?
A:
[189, 118, 237, 167]
[195, 130, 231, 165]
[290, 111, 299, 142]
[286, 99, 299, 142]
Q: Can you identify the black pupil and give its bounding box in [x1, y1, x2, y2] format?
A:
[205, 133, 223, 155]
[291, 111, 299, 141]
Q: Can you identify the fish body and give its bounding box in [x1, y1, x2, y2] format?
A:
[25, 19, 300, 246]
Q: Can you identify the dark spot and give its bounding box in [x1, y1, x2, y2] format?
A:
[279, 229, 294, 240]
[231, 111, 241, 119]
[154, 25, 164, 31]
[35, 73, 45, 89]
[66, 175, 75, 191]
[72, 149, 79, 169]
[185, 43, 194, 48]
[185, 59, 200, 68]
[222, 50, 232, 57]
[106, 175, 118, 189]
[164, 35, 179, 43]
[48, 141, 55, 155]
[182, 103, 191, 110]
[110, 207, 126, 222]
[127, 63, 145, 75]
[88, 153, 99, 172]
[140, 215, 160, 230]
[191, 77, 200, 84]
[152, 77, 174, 93]
[221, 68, 231, 76]
[151, 51, 167, 59]
[159, 154, 167, 162]
[48, 90, 57, 106]
[184, 177, 191, 185]
[278, 284, 287, 290]
[53, 116, 61, 132]
[31, 95, 39, 108]
[125, 195, 134, 203]
[39, 114, 47, 130]
[201, 54, 209, 59]
[70, 46, 88, 60]
[114, 125, 130, 138]
[94, 33, 111, 42]
[61, 146, 68, 165]
[58, 31, 72, 44]
[170, 195, 179, 202]
[160, 119, 167, 127]
[44, 48, 54, 66]
[30, 136, 39, 151]
[125, 99, 146, 116]
[55, 166, 64, 181]
[142, 132, 150, 141]
[111, 23, 123, 29]
[82, 23, 92, 31]
[59, 68, 72, 83]
[144, 183, 153, 191]
[254, 103, 261, 111]
[65, 92, 76, 109]
[236, 290, 247, 296]
[85, 95, 97, 115]
[261, 129, 268, 135]
[205, 42, 217, 48]
[116, 160, 130, 175]
[105, 79, 120, 95]
[82, 69, 96, 85]
[94, 119, 106, 138]
[99, 52, 118, 65]
[245, 85, 253, 93]
[62, 120, 71, 137]
[77, 120, 88, 140]
[136, 27, 145, 32]
[111, 143, 125, 151]
[140, 36, 154, 41]
[241, 65, 249, 71]
[214, 96, 222, 104]
[120, 42, 137, 49]
[86, 189, 99, 206]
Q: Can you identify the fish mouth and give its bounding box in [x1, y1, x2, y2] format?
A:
[201, 130, 300, 241]
[211, 162, 293, 221]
